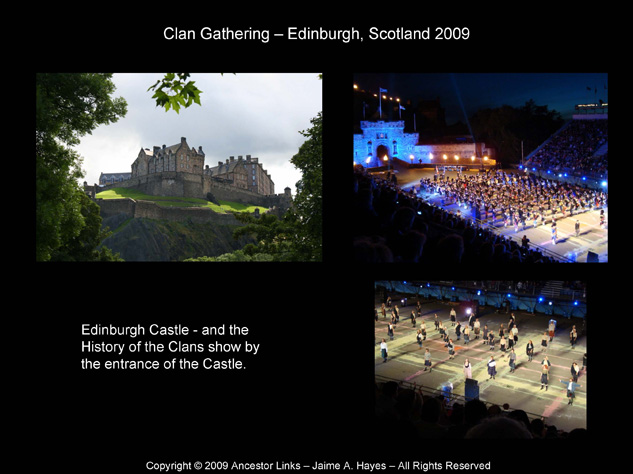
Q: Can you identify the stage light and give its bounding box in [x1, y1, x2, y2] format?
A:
[532, 167, 536, 171]
[366, 157, 371, 164]
[466, 308, 472, 315]
[443, 154, 448, 160]
[574, 301, 579, 306]
[538, 297, 544, 303]
[548, 301, 553, 306]
[601, 181, 608, 187]
[451, 287, 455, 291]
[507, 293, 511, 298]
[582, 176, 587, 181]
[429, 153, 434, 160]
[477, 290, 481, 296]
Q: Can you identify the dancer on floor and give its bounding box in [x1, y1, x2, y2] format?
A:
[488, 356, 497, 380]
[526, 340, 534, 362]
[447, 339, 456, 359]
[464, 358, 472, 379]
[508, 348, 517, 373]
[380, 338, 388, 363]
[424, 348, 432, 372]
[560, 378, 582, 405]
[540, 364, 549, 390]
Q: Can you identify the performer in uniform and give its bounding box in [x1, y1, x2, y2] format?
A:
[488, 330, 495, 350]
[420, 320, 427, 341]
[541, 332, 548, 353]
[560, 378, 582, 405]
[570, 325, 578, 348]
[526, 340, 534, 362]
[508, 348, 517, 373]
[540, 364, 549, 390]
[388, 322, 394, 341]
[474, 319, 481, 339]
[424, 348, 432, 372]
[416, 329, 423, 349]
[380, 338, 388, 363]
[447, 339, 456, 359]
[488, 356, 497, 380]
[571, 361, 580, 382]
[464, 358, 472, 379]
[548, 320, 556, 342]
[463, 325, 470, 345]
[450, 308, 457, 327]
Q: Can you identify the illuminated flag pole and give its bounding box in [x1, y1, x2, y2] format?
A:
[379, 87, 387, 118]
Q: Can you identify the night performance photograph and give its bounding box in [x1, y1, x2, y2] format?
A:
[374, 280, 587, 439]
[353, 73, 608, 263]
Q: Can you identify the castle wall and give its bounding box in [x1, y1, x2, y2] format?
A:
[97, 171, 292, 216]
[96, 198, 243, 225]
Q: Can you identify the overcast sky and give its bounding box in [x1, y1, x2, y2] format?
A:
[74, 73, 322, 194]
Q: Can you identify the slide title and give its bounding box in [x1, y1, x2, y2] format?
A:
[163, 26, 471, 44]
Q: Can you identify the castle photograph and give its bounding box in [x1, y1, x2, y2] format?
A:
[36, 73, 322, 262]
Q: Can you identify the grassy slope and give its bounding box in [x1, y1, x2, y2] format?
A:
[96, 187, 268, 214]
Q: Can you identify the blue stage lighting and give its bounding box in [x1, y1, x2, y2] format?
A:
[538, 297, 544, 303]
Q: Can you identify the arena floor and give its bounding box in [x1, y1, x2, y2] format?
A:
[381, 165, 608, 262]
[374, 297, 587, 435]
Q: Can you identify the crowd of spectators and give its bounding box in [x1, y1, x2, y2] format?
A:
[353, 167, 562, 263]
[375, 381, 587, 439]
[527, 119, 608, 179]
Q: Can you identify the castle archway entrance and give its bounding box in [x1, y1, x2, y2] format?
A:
[376, 145, 389, 166]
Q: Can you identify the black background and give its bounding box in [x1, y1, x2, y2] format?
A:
[29, 8, 613, 473]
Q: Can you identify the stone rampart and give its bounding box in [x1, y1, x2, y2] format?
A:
[97, 171, 291, 212]
[96, 198, 243, 225]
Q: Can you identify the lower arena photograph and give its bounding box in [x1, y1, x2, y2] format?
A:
[375, 280, 586, 439]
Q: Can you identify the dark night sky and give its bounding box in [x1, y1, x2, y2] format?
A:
[353, 73, 608, 125]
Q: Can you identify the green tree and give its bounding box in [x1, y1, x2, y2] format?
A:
[471, 100, 563, 165]
[286, 111, 323, 261]
[147, 73, 234, 113]
[36, 73, 127, 261]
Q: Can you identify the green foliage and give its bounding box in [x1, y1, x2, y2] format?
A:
[50, 192, 124, 261]
[35, 73, 127, 261]
[147, 73, 234, 113]
[286, 111, 323, 261]
[470, 100, 564, 164]
[147, 73, 201, 114]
